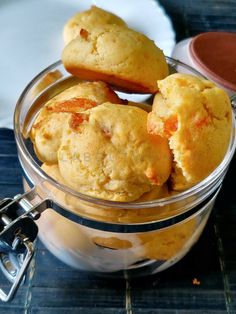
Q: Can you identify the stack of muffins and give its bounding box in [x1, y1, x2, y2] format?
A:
[30, 6, 232, 262]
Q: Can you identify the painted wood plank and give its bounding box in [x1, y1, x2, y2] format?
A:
[31, 308, 127, 314]
[0, 141, 18, 155]
[0, 129, 15, 141]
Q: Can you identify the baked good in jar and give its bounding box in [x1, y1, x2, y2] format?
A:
[62, 24, 168, 93]
[147, 73, 232, 190]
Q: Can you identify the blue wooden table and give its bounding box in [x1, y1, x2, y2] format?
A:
[1, 0, 236, 312]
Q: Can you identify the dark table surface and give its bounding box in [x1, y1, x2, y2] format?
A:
[1, 1, 236, 313]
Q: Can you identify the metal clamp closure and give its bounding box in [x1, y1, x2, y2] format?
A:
[0, 190, 49, 302]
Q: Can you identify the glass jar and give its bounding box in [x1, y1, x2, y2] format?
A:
[0, 57, 235, 301]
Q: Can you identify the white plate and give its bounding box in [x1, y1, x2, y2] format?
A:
[0, 0, 175, 128]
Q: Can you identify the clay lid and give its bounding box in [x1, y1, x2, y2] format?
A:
[189, 32, 236, 91]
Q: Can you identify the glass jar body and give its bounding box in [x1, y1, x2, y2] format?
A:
[14, 59, 236, 277]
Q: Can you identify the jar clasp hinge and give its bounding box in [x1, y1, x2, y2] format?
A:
[0, 189, 50, 302]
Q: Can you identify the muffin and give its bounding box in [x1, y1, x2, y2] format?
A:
[31, 81, 124, 163]
[147, 73, 232, 190]
[62, 24, 168, 93]
[58, 102, 172, 201]
[63, 5, 127, 45]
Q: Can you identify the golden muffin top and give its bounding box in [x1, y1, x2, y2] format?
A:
[62, 24, 168, 93]
[30, 81, 124, 163]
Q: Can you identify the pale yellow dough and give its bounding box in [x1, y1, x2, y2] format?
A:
[58, 103, 171, 201]
[62, 24, 168, 93]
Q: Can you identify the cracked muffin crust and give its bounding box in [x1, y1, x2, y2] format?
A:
[58, 103, 171, 201]
[147, 73, 232, 190]
[62, 24, 168, 93]
[63, 5, 127, 45]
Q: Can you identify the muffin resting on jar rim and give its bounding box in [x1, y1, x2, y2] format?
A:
[62, 24, 168, 93]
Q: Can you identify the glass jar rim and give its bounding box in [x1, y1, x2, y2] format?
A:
[14, 58, 236, 209]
